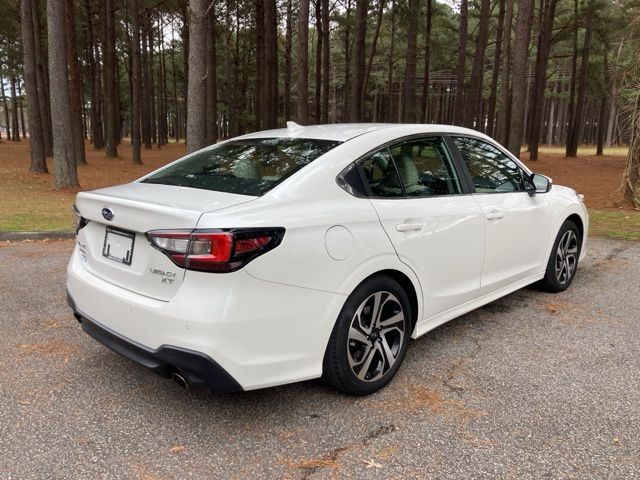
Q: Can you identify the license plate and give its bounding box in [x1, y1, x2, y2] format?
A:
[102, 227, 136, 266]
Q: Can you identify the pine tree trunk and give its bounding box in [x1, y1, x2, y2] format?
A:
[420, 0, 433, 123]
[506, 0, 534, 157]
[141, 16, 152, 149]
[402, 0, 419, 123]
[349, 0, 367, 121]
[528, 0, 558, 160]
[130, 0, 142, 163]
[363, 0, 384, 119]
[486, 0, 506, 136]
[463, 0, 490, 129]
[65, 0, 87, 165]
[186, 0, 207, 153]
[19, 0, 48, 173]
[206, 7, 218, 144]
[497, 0, 514, 144]
[10, 77, 20, 141]
[566, 2, 592, 158]
[453, 0, 468, 125]
[264, 0, 278, 128]
[620, 93, 640, 208]
[47, 0, 79, 188]
[565, 0, 579, 156]
[296, 0, 310, 123]
[284, 0, 293, 120]
[321, 0, 330, 123]
[315, 0, 323, 122]
[103, 0, 118, 157]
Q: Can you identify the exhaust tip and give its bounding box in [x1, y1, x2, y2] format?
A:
[172, 373, 189, 390]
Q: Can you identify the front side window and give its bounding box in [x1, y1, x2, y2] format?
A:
[453, 137, 525, 193]
[142, 137, 341, 196]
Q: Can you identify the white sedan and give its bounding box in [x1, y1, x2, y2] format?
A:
[67, 123, 588, 395]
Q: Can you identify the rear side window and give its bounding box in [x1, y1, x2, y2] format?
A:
[356, 149, 404, 198]
[142, 137, 341, 196]
[387, 137, 462, 196]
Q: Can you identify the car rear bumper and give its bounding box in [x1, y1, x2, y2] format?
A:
[68, 293, 242, 393]
[66, 243, 346, 391]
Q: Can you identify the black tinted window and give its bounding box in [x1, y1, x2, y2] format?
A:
[142, 138, 341, 196]
[454, 137, 524, 193]
[387, 137, 462, 196]
[356, 149, 404, 198]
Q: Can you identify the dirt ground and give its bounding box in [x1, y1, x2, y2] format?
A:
[0, 140, 633, 231]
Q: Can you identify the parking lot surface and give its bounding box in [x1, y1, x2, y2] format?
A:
[0, 237, 638, 479]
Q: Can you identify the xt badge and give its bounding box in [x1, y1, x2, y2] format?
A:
[149, 268, 177, 284]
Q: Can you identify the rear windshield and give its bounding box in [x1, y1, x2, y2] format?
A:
[142, 137, 341, 196]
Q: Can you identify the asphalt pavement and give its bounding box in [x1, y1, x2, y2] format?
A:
[0, 237, 638, 479]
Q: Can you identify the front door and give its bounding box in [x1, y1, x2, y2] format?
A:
[358, 136, 485, 320]
[452, 136, 550, 295]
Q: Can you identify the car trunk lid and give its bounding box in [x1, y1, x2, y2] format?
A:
[74, 183, 256, 301]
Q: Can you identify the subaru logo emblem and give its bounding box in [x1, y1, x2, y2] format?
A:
[102, 208, 114, 221]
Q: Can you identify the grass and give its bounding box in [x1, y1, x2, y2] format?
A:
[588, 210, 640, 241]
[0, 140, 638, 241]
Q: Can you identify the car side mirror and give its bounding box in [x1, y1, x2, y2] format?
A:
[526, 173, 552, 197]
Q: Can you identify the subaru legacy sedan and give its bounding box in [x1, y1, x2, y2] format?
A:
[67, 123, 588, 395]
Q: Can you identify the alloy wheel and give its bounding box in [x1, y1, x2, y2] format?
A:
[346, 291, 405, 382]
[555, 230, 578, 285]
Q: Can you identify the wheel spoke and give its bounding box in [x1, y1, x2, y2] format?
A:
[378, 311, 404, 328]
[380, 336, 396, 369]
[370, 292, 385, 326]
[356, 345, 378, 380]
[348, 326, 370, 345]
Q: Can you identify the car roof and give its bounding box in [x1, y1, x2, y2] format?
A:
[235, 123, 488, 143]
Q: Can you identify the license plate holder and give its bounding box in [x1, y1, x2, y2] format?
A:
[102, 227, 136, 266]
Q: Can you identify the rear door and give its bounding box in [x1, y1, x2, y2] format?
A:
[75, 183, 256, 301]
[361, 136, 485, 320]
[451, 137, 550, 295]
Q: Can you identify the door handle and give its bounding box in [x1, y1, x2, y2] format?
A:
[486, 211, 504, 220]
[396, 222, 423, 232]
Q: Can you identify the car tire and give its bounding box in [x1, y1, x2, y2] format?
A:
[538, 219, 581, 293]
[323, 275, 412, 395]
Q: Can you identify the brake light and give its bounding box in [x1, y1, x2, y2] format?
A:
[146, 228, 285, 273]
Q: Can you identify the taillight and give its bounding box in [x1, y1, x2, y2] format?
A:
[73, 204, 89, 235]
[146, 228, 285, 273]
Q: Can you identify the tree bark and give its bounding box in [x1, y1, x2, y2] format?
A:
[10, 77, 20, 140]
[596, 44, 609, 156]
[506, 0, 534, 157]
[620, 93, 640, 208]
[205, 7, 218, 144]
[497, 0, 514, 145]
[528, 0, 558, 160]
[264, 0, 278, 128]
[65, 0, 87, 164]
[284, 0, 293, 120]
[297, 0, 310, 123]
[349, 0, 367, 121]
[402, 0, 419, 123]
[453, 0, 468, 125]
[321, 0, 330, 123]
[130, 0, 142, 163]
[566, 1, 592, 158]
[186, 0, 207, 153]
[47, 0, 79, 188]
[363, 0, 384, 119]
[103, 0, 118, 157]
[315, 0, 323, 121]
[19, 0, 47, 173]
[486, 0, 506, 136]
[420, 0, 433, 123]
[463, 0, 491, 129]
[565, 0, 579, 156]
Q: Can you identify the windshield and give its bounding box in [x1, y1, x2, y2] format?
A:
[142, 137, 341, 196]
